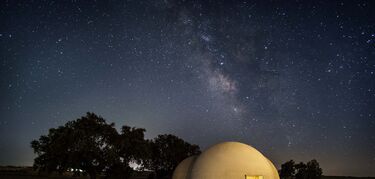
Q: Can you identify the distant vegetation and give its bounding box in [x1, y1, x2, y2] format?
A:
[30, 112, 200, 179]
[26, 112, 363, 179]
[280, 159, 323, 179]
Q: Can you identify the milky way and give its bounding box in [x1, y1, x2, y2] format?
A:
[1, 0, 374, 176]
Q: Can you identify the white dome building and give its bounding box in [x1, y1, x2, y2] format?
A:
[172, 142, 280, 179]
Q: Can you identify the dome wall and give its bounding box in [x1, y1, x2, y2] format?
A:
[172, 142, 280, 179]
[267, 158, 280, 179]
[172, 156, 197, 179]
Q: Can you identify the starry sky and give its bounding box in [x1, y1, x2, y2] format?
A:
[1, 0, 375, 177]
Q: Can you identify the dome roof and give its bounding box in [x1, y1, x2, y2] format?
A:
[172, 141, 280, 179]
[172, 156, 197, 179]
[267, 158, 280, 179]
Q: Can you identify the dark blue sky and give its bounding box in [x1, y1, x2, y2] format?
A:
[1, 0, 374, 177]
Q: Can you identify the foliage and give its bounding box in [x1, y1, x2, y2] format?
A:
[305, 160, 323, 179]
[295, 162, 307, 179]
[280, 159, 323, 179]
[280, 160, 296, 179]
[145, 134, 201, 179]
[31, 112, 200, 179]
[105, 126, 148, 178]
[31, 112, 118, 179]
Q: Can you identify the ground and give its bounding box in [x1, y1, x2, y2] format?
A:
[1, 166, 374, 179]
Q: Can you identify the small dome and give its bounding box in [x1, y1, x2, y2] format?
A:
[173, 141, 280, 179]
[172, 156, 197, 179]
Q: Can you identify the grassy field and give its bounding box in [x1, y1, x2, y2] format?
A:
[0, 166, 151, 179]
[1, 166, 374, 179]
[322, 177, 375, 179]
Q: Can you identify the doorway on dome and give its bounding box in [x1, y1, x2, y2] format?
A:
[245, 175, 264, 179]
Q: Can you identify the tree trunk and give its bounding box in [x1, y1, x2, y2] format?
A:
[89, 171, 97, 179]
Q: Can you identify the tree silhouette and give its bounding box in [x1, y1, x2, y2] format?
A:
[280, 159, 323, 179]
[280, 160, 296, 179]
[31, 112, 118, 179]
[106, 126, 148, 178]
[145, 134, 201, 179]
[31, 112, 201, 179]
[295, 162, 307, 179]
[305, 159, 322, 179]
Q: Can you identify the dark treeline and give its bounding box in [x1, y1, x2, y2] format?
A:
[31, 112, 323, 179]
[279, 159, 323, 179]
[31, 112, 200, 179]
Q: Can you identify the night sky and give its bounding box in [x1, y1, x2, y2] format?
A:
[1, 0, 375, 177]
